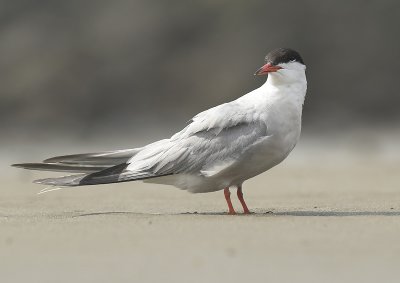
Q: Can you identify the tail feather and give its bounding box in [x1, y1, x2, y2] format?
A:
[12, 163, 108, 173]
[12, 148, 141, 174]
[33, 163, 173, 187]
[78, 163, 170, 185]
[31, 163, 131, 187]
[43, 148, 141, 165]
[34, 174, 87, 186]
[12, 147, 172, 187]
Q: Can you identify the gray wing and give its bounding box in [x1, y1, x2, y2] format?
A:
[12, 148, 141, 173]
[31, 102, 268, 186]
[124, 120, 269, 178]
[124, 101, 268, 177]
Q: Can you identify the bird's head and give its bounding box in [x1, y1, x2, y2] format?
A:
[254, 48, 306, 83]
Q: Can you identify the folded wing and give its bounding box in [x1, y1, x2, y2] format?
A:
[12, 148, 141, 173]
[17, 102, 269, 188]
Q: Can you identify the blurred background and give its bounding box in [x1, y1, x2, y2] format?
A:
[2, 2, 400, 283]
[1, 0, 399, 160]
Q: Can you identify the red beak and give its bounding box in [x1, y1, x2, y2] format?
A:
[254, 63, 283, 76]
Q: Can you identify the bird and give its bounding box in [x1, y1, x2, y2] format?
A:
[13, 47, 307, 215]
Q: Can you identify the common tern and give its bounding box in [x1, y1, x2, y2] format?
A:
[13, 48, 307, 214]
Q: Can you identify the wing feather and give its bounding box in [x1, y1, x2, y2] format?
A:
[12, 148, 142, 173]
[44, 148, 141, 165]
[125, 101, 268, 179]
[23, 98, 269, 187]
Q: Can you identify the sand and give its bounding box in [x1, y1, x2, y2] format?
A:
[1, 141, 400, 283]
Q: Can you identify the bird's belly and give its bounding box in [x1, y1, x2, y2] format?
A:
[221, 133, 298, 186]
[147, 127, 300, 193]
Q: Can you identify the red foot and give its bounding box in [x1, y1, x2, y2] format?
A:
[224, 188, 236, 215]
[237, 186, 251, 214]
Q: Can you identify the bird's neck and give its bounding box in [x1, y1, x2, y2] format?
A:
[263, 70, 307, 106]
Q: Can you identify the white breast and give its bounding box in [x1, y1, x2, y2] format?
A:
[216, 63, 307, 186]
[145, 62, 307, 193]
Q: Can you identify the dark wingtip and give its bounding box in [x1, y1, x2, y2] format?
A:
[43, 156, 70, 163]
[11, 163, 26, 168]
[11, 163, 44, 171]
[43, 152, 102, 163]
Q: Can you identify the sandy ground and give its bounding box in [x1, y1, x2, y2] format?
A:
[1, 139, 400, 283]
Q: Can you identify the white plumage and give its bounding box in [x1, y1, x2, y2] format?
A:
[125, 61, 307, 191]
[13, 48, 307, 213]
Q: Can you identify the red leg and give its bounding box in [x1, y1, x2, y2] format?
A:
[224, 188, 236, 215]
[237, 186, 250, 214]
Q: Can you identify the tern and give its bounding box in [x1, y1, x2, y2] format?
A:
[13, 48, 307, 215]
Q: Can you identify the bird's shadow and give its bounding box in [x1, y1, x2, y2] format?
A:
[271, 211, 400, 217]
[72, 210, 400, 218]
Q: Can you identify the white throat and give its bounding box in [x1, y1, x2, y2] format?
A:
[264, 62, 307, 105]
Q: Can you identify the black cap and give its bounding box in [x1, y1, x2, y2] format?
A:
[265, 48, 304, 65]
